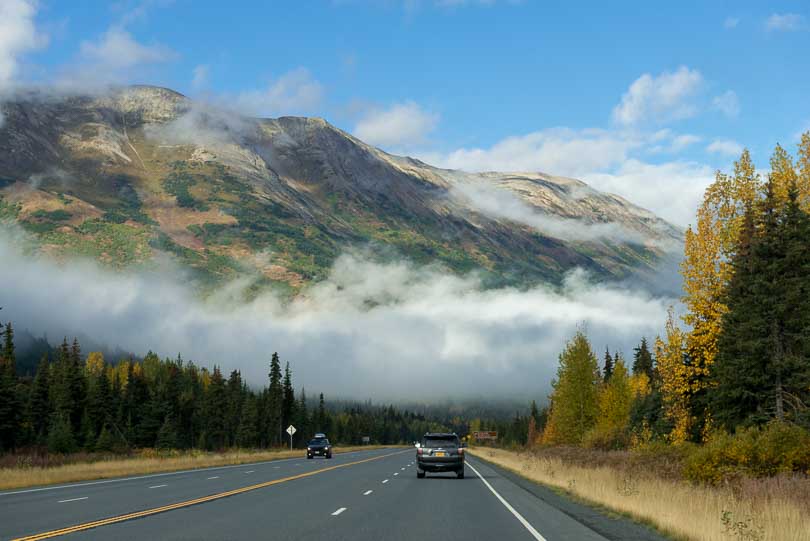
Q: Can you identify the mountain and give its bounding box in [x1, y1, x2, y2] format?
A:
[0, 86, 682, 295]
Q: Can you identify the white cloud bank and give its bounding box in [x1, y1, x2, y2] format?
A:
[0, 232, 673, 401]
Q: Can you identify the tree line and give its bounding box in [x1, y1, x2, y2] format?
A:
[0, 329, 448, 453]
[537, 136, 810, 448]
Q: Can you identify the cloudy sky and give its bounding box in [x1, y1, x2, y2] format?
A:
[2, 1, 809, 225]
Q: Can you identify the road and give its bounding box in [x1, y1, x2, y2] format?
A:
[0, 448, 666, 540]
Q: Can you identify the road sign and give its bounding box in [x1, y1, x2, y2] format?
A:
[362, 436, 370, 444]
[473, 431, 498, 440]
[286, 425, 296, 436]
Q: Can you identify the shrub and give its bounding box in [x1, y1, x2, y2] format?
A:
[583, 426, 631, 450]
[684, 422, 810, 484]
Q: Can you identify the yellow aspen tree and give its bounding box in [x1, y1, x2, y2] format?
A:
[797, 131, 810, 209]
[629, 372, 651, 398]
[655, 308, 691, 443]
[769, 143, 798, 205]
[84, 352, 105, 377]
[680, 150, 761, 431]
[595, 358, 634, 434]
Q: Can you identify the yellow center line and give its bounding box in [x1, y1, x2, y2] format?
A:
[13, 449, 409, 541]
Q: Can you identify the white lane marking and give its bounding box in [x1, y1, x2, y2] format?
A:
[244, 471, 255, 474]
[394, 472, 399, 476]
[401, 467, 405, 470]
[363, 490, 373, 496]
[207, 476, 220, 480]
[382, 479, 389, 484]
[0, 449, 385, 497]
[58, 497, 88, 503]
[331, 507, 347, 516]
[273, 466, 281, 469]
[148, 484, 167, 489]
[466, 461, 547, 541]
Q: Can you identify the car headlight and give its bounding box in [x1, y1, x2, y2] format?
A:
[307, 447, 311, 451]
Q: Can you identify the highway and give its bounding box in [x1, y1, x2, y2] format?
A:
[0, 448, 666, 540]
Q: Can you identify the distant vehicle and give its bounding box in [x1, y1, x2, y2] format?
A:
[306, 435, 332, 459]
[416, 432, 465, 479]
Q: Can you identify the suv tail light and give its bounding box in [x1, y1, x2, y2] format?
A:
[417, 447, 423, 456]
[458, 447, 464, 456]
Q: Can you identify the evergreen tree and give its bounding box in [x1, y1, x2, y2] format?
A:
[541, 331, 600, 445]
[204, 367, 228, 449]
[47, 413, 76, 454]
[0, 322, 20, 450]
[156, 415, 179, 450]
[27, 355, 51, 444]
[267, 353, 283, 445]
[317, 393, 326, 432]
[225, 370, 243, 446]
[632, 337, 655, 380]
[236, 394, 259, 448]
[713, 181, 810, 428]
[603, 347, 614, 382]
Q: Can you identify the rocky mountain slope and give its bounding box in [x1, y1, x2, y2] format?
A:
[0, 86, 682, 295]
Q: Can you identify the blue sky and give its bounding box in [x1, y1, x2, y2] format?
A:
[3, 0, 810, 225]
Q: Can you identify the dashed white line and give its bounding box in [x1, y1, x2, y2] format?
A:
[207, 476, 220, 480]
[331, 507, 347, 516]
[382, 479, 389, 484]
[401, 467, 405, 470]
[148, 484, 167, 489]
[273, 466, 280, 469]
[466, 461, 547, 541]
[363, 490, 373, 496]
[58, 497, 88, 503]
[244, 471, 255, 474]
[394, 472, 399, 476]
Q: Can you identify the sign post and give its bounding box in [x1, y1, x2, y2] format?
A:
[286, 425, 296, 450]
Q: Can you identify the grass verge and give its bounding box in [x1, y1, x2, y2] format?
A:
[469, 447, 810, 541]
[0, 446, 393, 491]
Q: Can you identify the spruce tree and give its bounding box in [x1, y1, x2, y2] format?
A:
[281, 362, 295, 437]
[603, 347, 614, 382]
[204, 366, 228, 449]
[268, 353, 283, 445]
[632, 337, 655, 380]
[27, 355, 51, 444]
[0, 322, 20, 451]
[236, 394, 259, 448]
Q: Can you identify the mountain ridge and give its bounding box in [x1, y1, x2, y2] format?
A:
[0, 85, 682, 295]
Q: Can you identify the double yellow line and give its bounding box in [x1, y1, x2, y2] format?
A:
[14, 450, 408, 540]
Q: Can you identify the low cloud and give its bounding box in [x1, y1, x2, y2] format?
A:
[450, 181, 647, 243]
[191, 64, 210, 91]
[0, 230, 673, 401]
[354, 101, 439, 148]
[612, 66, 703, 126]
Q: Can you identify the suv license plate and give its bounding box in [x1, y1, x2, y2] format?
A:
[435, 451, 446, 457]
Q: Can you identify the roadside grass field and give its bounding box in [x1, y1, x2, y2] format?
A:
[0, 446, 395, 491]
[469, 447, 810, 541]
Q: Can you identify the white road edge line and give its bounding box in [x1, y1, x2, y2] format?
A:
[331, 507, 347, 516]
[148, 484, 167, 489]
[466, 461, 547, 541]
[58, 497, 88, 503]
[0, 449, 385, 497]
[363, 490, 373, 495]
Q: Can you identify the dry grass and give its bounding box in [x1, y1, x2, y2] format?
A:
[469, 447, 810, 541]
[0, 446, 391, 491]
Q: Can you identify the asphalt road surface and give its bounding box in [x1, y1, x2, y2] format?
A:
[0, 448, 667, 540]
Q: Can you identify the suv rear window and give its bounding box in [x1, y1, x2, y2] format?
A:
[309, 438, 329, 445]
[422, 437, 458, 448]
